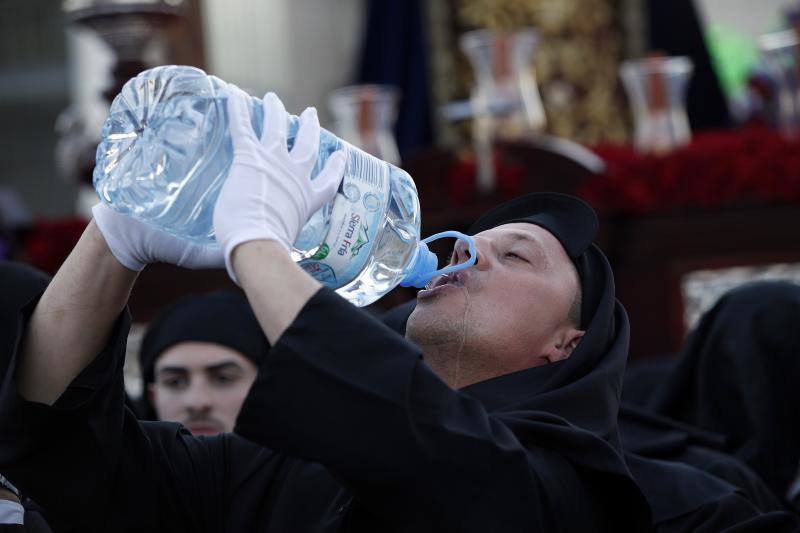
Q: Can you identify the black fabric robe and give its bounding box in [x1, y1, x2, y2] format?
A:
[649, 281, 800, 500]
[380, 295, 800, 530]
[0, 262, 53, 533]
[619, 404, 785, 514]
[0, 254, 653, 532]
[235, 242, 654, 531]
[2, 275, 799, 531]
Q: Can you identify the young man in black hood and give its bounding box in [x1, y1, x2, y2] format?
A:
[2, 90, 798, 532]
[136, 291, 269, 435]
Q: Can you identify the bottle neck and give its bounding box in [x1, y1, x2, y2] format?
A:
[400, 231, 476, 288]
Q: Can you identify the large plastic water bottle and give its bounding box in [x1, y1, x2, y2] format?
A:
[94, 65, 473, 306]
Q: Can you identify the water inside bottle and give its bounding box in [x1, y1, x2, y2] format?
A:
[331, 166, 421, 306]
[96, 90, 231, 243]
[94, 65, 423, 306]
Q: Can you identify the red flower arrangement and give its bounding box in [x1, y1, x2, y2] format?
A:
[23, 217, 89, 275]
[446, 151, 524, 204]
[579, 125, 800, 215]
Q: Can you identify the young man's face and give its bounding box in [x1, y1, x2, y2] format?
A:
[406, 222, 583, 388]
[149, 342, 258, 435]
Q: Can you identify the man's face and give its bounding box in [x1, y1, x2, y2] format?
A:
[406, 222, 583, 388]
[149, 342, 258, 435]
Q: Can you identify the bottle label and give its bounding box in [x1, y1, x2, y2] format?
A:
[299, 146, 389, 288]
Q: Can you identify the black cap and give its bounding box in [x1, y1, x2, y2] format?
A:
[139, 291, 269, 386]
[466, 193, 601, 330]
[467, 193, 598, 260]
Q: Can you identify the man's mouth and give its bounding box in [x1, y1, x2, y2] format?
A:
[420, 270, 468, 295]
[186, 423, 224, 436]
[184, 418, 225, 436]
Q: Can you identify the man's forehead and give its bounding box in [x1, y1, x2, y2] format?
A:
[466, 194, 597, 260]
[477, 222, 558, 245]
[155, 341, 250, 369]
[477, 222, 574, 264]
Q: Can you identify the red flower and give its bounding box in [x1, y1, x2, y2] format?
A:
[446, 151, 526, 204]
[24, 217, 89, 274]
[580, 125, 800, 215]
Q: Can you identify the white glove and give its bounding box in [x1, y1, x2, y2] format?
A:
[92, 203, 225, 271]
[213, 87, 346, 279]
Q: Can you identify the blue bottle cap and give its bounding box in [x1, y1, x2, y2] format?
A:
[400, 231, 477, 288]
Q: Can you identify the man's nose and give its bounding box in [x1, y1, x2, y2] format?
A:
[183, 380, 213, 414]
[452, 237, 483, 268]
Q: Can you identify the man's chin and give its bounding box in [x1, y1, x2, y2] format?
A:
[406, 302, 470, 348]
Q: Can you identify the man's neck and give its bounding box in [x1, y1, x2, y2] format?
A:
[419, 340, 553, 390]
[419, 343, 485, 390]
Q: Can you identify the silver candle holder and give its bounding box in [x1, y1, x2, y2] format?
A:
[620, 56, 694, 155]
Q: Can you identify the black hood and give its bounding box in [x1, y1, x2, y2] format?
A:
[649, 280, 800, 497]
[458, 193, 622, 436]
[137, 290, 270, 419]
[467, 192, 599, 330]
[384, 193, 653, 529]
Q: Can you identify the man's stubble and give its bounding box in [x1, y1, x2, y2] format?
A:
[406, 289, 477, 388]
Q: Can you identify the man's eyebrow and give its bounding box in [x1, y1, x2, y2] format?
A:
[156, 366, 188, 375]
[205, 361, 244, 373]
[507, 231, 539, 245]
[156, 361, 244, 375]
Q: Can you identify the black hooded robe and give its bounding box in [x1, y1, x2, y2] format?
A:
[0, 282, 651, 532]
[0, 248, 655, 530]
[649, 281, 800, 503]
[1, 193, 658, 531]
[4, 191, 799, 531]
[619, 403, 786, 514]
[381, 297, 800, 531]
[0, 262, 55, 533]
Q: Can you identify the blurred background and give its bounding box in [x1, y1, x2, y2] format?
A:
[2, 0, 800, 361]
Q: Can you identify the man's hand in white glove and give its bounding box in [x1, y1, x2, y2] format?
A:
[213, 87, 346, 280]
[92, 203, 225, 271]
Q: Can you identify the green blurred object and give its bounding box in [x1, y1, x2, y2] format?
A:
[704, 23, 760, 99]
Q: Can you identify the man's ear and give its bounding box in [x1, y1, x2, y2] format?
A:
[544, 329, 585, 364]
